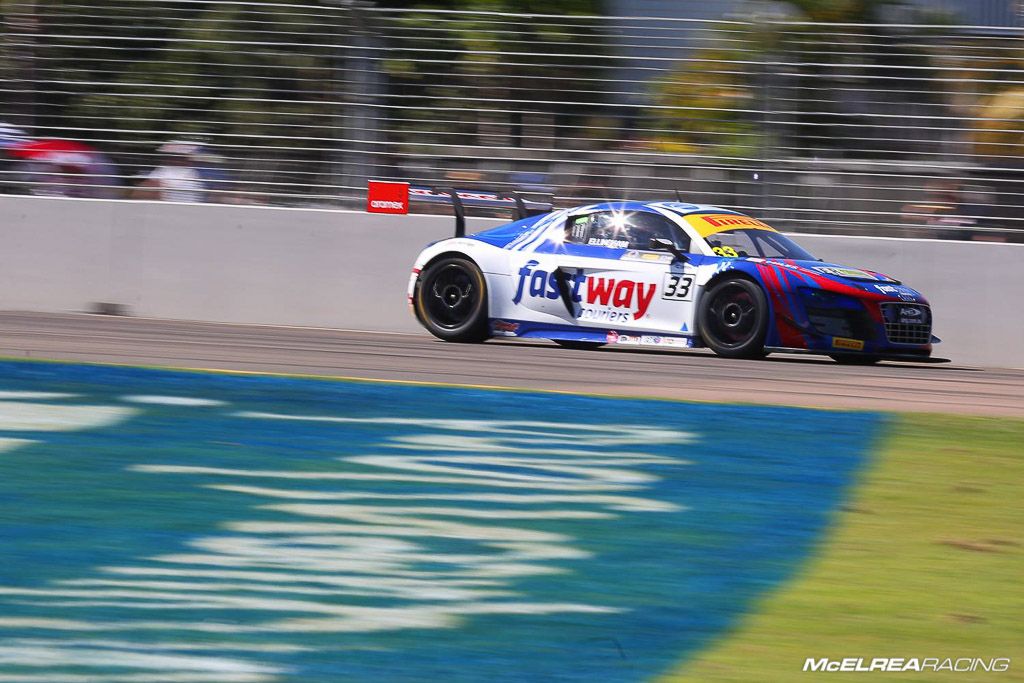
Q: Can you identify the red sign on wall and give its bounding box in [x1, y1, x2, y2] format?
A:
[367, 181, 410, 214]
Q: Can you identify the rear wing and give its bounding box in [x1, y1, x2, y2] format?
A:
[367, 181, 551, 237]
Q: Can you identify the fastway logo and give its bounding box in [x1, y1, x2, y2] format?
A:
[512, 261, 656, 320]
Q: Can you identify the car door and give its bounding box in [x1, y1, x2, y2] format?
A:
[530, 208, 700, 336]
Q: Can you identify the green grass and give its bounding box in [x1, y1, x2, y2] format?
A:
[664, 414, 1024, 682]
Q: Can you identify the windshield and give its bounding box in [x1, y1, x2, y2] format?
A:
[704, 228, 816, 261]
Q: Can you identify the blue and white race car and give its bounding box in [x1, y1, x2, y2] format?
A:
[407, 193, 940, 364]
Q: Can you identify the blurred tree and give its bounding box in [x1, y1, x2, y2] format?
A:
[972, 86, 1024, 159]
[379, 0, 605, 152]
[649, 21, 771, 159]
[937, 40, 1024, 164]
[26, 0, 337, 192]
[13, 0, 603, 194]
[649, 0, 948, 161]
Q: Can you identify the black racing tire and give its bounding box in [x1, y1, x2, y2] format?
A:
[829, 354, 882, 366]
[698, 277, 769, 359]
[414, 256, 490, 343]
[553, 340, 606, 350]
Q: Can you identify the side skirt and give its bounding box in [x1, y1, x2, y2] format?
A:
[489, 319, 701, 350]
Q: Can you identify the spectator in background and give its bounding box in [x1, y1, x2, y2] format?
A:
[193, 149, 238, 203]
[900, 178, 984, 241]
[0, 123, 31, 196]
[133, 141, 207, 202]
[4, 137, 123, 199]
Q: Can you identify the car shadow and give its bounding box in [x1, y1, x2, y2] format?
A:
[480, 338, 972, 370]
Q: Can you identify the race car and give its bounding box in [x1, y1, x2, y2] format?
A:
[405, 191, 941, 364]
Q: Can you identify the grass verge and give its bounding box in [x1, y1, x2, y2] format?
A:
[664, 413, 1024, 681]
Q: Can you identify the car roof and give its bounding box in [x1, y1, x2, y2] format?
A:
[567, 201, 743, 216]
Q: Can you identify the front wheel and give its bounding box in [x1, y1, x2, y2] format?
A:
[698, 277, 769, 359]
[415, 256, 490, 343]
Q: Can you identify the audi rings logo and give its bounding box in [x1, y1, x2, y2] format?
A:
[899, 306, 926, 324]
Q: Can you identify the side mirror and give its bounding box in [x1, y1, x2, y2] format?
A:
[648, 237, 689, 263]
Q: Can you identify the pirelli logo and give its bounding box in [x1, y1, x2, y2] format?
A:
[700, 215, 773, 229]
[686, 213, 777, 237]
[832, 337, 865, 351]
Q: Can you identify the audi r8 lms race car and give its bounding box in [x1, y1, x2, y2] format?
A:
[400, 189, 941, 365]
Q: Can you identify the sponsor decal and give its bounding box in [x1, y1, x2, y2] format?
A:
[512, 261, 560, 305]
[492, 320, 520, 334]
[656, 201, 702, 212]
[832, 337, 865, 351]
[638, 335, 692, 348]
[874, 284, 919, 302]
[686, 213, 777, 237]
[815, 266, 878, 280]
[569, 216, 589, 241]
[713, 259, 736, 275]
[408, 187, 521, 204]
[763, 259, 803, 272]
[580, 308, 635, 323]
[366, 180, 409, 214]
[607, 334, 692, 348]
[513, 262, 656, 321]
[621, 250, 673, 264]
[803, 658, 1011, 673]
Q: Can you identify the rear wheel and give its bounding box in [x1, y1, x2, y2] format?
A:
[698, 277, 769, 359]
[415, 257, 489, 343]
[829, 354, 882, 366]
[553, 340, 605, 350]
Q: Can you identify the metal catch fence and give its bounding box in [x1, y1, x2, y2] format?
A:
[2, 1, 1024, 240]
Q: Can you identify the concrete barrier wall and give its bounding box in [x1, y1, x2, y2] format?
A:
[0, 196, 487, 333]
[2, 196, 1021, 367]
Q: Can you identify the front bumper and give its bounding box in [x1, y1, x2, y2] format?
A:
[781, 291, 935, 357]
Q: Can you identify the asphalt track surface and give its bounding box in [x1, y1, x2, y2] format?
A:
[1, 311, 1022, 417]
